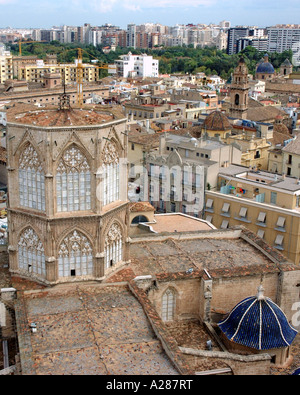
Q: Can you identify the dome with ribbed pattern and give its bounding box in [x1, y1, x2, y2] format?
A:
[203, 111, 231, 131]
[256, 54, 275, 75]
[218, 286, 298, 351]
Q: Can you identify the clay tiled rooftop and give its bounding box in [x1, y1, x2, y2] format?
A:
[9, 108, 114, 127]
[203, 111, 231, 131]
[17, 283, 178, 375]
[246, 106, 287, 122]
[6, 103, 125, 128]
[128, 228, 291, 279]
[129, 202, 155, 213]
[282, 134, 300, 154]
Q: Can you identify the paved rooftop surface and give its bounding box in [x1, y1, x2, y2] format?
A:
[19, 283, 178, 375]
[147, 214, 215, 233]
[129, 234, 282, 278]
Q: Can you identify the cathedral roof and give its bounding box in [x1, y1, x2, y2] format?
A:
[6, 103, 117, 127]
[203, 111, 231, 131]
[218, 286, 298, 350]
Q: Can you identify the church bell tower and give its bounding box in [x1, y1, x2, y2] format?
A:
[229, 57, 249, 120]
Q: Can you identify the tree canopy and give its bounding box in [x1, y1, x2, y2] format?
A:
[8, 42, 295, 80]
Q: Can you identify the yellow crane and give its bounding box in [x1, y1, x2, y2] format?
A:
[75, 47, 108, 108]
[17, 40, 47, 56]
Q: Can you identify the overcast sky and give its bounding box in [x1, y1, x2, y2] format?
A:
[0, 0, 299, 29]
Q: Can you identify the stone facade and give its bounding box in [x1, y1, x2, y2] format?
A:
[6, 103, 130, 284]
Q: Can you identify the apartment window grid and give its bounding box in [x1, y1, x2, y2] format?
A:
[19, 143, 45, 211]
[56, 146, 91, 212]
[58, 230, 93, 278]
[18, 227, 46, 277]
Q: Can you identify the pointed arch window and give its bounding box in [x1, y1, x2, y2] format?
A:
[104, 222, 123, 270]
[102, 140, 120, 206]
[56, 145, 91, 212]
[58, 230, 93, 277]
[19, 143, 45, 211]
[162, 288, 175, 322]
[18, 227, 45, 276]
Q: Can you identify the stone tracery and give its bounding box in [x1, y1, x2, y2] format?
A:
[58, 230, 93, 277]
[18, 227, 45, 276]
[104, 222, 123, 270]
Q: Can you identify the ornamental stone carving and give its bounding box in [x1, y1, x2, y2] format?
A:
[18, 227, 44, 253]
[102, 140, 119, 165]
[58, 230, 93, 257]
[105, 222, 122, 246]
[19, 143, 43, 172]
[57, 145, 90, 174]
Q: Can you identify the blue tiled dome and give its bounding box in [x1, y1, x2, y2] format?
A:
[292, 368, 300, 375]
[218, 286, 298, 350]
[256, 54, 275, 74]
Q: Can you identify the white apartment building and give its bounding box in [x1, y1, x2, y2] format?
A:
[0, 44, 13, 84]
[114, 52, 159, 78]
[267, 25, 300, 66]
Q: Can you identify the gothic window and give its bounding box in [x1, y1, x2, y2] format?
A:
[102, 140, 120, 206]
[104, 222, 123, 270]
[19, 143, 45, 211]
[162, 288, 175, 322]
[58, 230, 93, 277]
[56, 145, 91, 212]
[18, 227, 45, 276]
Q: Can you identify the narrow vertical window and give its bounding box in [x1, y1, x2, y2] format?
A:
[104, 222, 123, 270]
[162, 288, 175, 322]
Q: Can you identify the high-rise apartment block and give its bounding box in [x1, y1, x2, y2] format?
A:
[227, 27, 264, 54]
[127, 24, 136, 49]
[267, 25, 300, 66]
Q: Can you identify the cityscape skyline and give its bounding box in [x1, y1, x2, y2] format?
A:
[0, 0, 299, 29]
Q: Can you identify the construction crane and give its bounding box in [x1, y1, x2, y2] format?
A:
[17, 40, 47, 56]
[75, 48, 108, 108]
